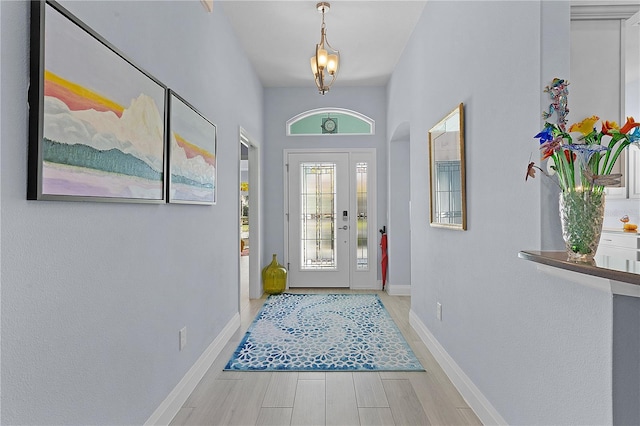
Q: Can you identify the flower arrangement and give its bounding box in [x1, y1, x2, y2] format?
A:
[526, 79, 640, 193]
[526, 78, 640, 261]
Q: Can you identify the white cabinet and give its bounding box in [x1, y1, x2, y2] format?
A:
[600, 232, 638, 249]
[598, 230, 640, 272]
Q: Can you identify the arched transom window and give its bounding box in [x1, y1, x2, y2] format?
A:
[287, 108, 375, 136]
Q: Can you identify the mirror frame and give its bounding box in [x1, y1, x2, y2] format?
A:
[428, 103, 466, 230]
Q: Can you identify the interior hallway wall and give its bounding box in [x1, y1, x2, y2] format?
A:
[388, 1, 613, 423]
[0, 1, 263, 424]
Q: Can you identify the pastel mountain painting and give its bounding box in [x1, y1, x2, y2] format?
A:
[41, 70, 165, 199]
[169, 93, 216, 204]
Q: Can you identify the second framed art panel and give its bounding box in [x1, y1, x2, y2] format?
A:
[168, 90, 217, 205]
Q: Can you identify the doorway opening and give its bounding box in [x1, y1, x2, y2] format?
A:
[240, 139, 250, 309]
[238, 128, 262, 310]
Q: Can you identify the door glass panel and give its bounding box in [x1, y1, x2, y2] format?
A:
[356, 162, 368, 270]
[300, 163, 337, 270]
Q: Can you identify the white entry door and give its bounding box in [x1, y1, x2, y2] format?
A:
[286, 150, 377, 289]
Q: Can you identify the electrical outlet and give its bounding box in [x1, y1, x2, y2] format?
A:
[436, 302, 442, 321]
[179, 327, 187, 351]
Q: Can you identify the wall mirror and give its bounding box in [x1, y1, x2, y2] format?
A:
[429, 103, 466, 230]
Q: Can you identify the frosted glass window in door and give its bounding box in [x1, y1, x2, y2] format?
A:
[300, 163, 337, 269]
[356, 162, 368, 270]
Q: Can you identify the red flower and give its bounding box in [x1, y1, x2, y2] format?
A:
[620, 117, 640, 134]
[563, 149, 576, 162]
[540, 136, 562, 160]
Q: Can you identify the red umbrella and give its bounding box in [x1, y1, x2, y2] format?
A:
[380, 228, 388, 290]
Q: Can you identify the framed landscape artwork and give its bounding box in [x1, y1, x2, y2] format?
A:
[168, 90, 217, 205]
[28, 0, 167, 202]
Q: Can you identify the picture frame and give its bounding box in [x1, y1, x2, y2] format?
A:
[167, 90, 217, 205]
[28, 0, 167, 203]
[200, 0, 214, 13]
[428, 103, 467, 230]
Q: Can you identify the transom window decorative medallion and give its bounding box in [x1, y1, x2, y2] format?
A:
[321, 117, 338, 134]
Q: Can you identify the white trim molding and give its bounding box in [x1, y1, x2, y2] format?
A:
[145, 313, 241, 426]
[385, 283, 411, 296]
[409, 310, 508, 426]
[571, 3, 640, 20]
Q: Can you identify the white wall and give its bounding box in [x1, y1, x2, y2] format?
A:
[0, 1, 263, 424]
[388, 1, 615, 423]
[262, 87, 387, 276]
[0, 4, 3, 423]
[571, 20, 623, 123]
[571, 17, 640, 227]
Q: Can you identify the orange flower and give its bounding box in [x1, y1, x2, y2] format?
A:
[620, 117, 640, 134]
[601, 120, 619, 135]
[569, 115, 599, 135]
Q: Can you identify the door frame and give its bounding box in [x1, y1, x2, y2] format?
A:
[283, 148, 378, 289]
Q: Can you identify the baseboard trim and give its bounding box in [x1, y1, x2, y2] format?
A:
[409, 309, 507, 425]
[385, 284, 411, 296]
[145, 313, 241, 426]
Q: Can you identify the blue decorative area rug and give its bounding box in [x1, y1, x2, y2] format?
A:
[224, 293, 424, 371]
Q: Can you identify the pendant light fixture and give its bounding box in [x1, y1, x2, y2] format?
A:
[310, 2, 339, 95]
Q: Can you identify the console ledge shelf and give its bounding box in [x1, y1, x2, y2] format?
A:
[518, 250, 640, 297]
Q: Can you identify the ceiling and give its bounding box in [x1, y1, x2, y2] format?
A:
[218, 1, 427, 89]
[219, 1, 640, 90]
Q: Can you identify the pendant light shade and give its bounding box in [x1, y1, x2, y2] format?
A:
[310, 2, 339, 95]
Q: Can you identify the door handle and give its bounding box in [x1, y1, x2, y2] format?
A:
[340, 225, 348, 230]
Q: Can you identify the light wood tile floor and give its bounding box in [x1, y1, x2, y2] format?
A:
[170, 289, 482, 426]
